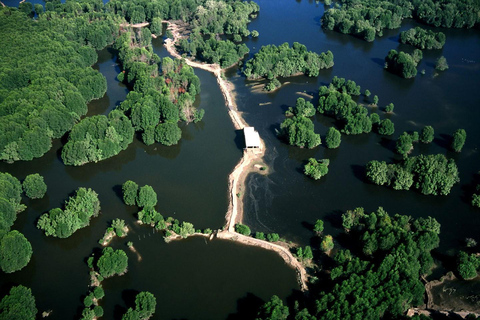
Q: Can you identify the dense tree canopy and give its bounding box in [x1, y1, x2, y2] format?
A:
[96, 246, 128, 278]
[420, 125, 434, 143]
[304, 159, 330, 180]
[0, 172, 32, 273]
[435, 56, 449, 71]
[366, 154, 459, 195]
[451, 129, 466, 152]
[137, 185, 158, 208]
[317, 208, 439, 318]
[259, 207, 440, 319]
[280, 116, 321, 149]
[322, 0, 479, 42]
[22, 174, 47, 199]
[325, 127, 342, 149]
[400, 27, 446, 49]
[235, 223, 251, 236]
[0, 285, 37, 320]
[384, 49, 421, 78]
[122, 180, 139, 206]
[317, 84, 373, 135]
[457, 251, 480, 280]
[37, 187, 101, 238]
[285, 98, 316, 118]
[0, 230, 32, 274]
[244, 42, 334, 91]
[0, 7, 112, 163]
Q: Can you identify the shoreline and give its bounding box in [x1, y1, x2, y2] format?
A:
[162, 20, 308, 291]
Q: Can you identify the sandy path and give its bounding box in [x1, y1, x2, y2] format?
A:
[120, 22, 150, 28]
[162, 20, 308, 291]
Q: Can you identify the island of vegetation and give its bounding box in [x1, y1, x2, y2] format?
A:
[304, 158, 330, 180]
[400, 27, 446, 50]
[121, 291, 157, 320]
[0, 285, 37, 320]
[37, 187, 100, 238]
[322, 0, 479, 42]
[0, 172, 33, 274]
[253, 207, 442, 319]
[243, 42, 334, 91]
[99, 219, 129, 246]
[317, 78, 394, 135]
[384, 49, 423, 78]
[366, 154, 460, 195]
[80, 286, 105, 320]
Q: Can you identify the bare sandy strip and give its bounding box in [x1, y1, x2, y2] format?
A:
[162, 20, 308, 291]
[120, 22, 150, 28]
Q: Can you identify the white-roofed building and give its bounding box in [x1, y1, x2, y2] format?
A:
[244, 127, 260, 149]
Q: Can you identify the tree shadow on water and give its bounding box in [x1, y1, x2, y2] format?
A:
[351, 164, 366, 183]
[324, 210, 344, 230]
[434, 134, 451, 150]
[226, 292, 264, 320]
[378, 136, 395, 153]
[112, 184, 123, 201]
[113, 289, 140, 319]
[371, 57, 385, 68]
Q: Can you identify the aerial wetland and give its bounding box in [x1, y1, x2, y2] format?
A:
[0, 0, 480, 319]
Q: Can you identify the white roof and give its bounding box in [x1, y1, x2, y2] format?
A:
[244, 127, 261, 148]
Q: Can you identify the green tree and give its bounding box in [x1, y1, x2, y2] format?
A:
[93, 286, 105, 300]
[135, 291, 156, 319]
[280, 116, 321, 149]
[325, 127, 341, 148]
[314, 219, 324, 234]
[0, 285, 37, 320]
[22, 173, 47, 199]
[373, 95, 379, 105]
[420, 126, 434, 143]
[37, 187, 100, 238]
[472, 194, 480, 208]
[267, 233, 280, 242]
[457, 251, 479, 280]
[137, 185, 157, 208]
[396, 132, 414, 158]
[178, 222, 195, 238]
[320, 235, 334, 252]
[364, 89, 371, 97]
[256, 295, 289, 320]
[93, 306, 104, 317]
[96, 247, 128, 278]
[385, 103, 394, 113]
[303, 246, 313, 260]
[154, 122, 181, 146]
[377, 119, 395, 135]
[235, 224, 251, 236]
[0, 230, 32, 273]
[122, 180, 139, 206]
[304, 158, 330, 180]
[255, 232, 266, 240]
[435, 56, 449, 71]
[451, 129, 466, 152]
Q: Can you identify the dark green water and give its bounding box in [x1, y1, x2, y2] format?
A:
[2, 0, 480, 318]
